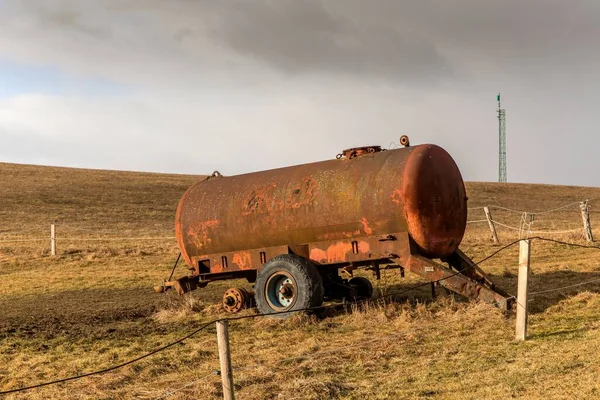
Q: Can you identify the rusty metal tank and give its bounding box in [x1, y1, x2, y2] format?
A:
[175, 144, 468, 268]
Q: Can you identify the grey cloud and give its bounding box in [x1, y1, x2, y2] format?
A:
[204, 0, 600, 84]
[2, 1, 600, 186]
[18, 1, 113, 40]
[202, 0, 454, 83]
[5, 0, 600, 87]
[2, 0, 456, 85]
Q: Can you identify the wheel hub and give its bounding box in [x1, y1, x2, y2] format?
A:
[224, 296, 236, 306]
[279, 283, 294, 298]
[222, 287, 254, 313]
[265, 273, 297, 311]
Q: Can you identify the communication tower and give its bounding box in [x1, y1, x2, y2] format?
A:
[497, 93, 507, 182]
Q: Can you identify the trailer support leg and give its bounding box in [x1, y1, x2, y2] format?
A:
[402, 254, 512, 310]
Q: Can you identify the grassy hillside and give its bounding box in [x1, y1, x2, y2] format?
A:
[0, 162, 200, 235]
[2, 162, 600, 399]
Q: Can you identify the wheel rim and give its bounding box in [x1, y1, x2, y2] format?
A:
[265, 271, 297, 311]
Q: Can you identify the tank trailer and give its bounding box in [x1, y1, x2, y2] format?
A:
[155, 137, 512, 316]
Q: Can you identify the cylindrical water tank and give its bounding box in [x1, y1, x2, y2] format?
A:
[175, 144, 467, 267]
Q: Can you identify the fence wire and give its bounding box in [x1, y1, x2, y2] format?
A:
[3, 219, 600, 396]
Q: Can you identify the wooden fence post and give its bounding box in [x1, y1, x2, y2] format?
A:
[217, 320, 235, 400]
[580, 201, 594, 243]
[483, 206, 499, 244]
[50, 224, 56, 256]
[515, 239, 531, 341]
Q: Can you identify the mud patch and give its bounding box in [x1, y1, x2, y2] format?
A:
[0, 287, 174, 339]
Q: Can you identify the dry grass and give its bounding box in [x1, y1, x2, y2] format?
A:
[2, 162, 600, 399]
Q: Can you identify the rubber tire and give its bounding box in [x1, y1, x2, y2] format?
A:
[349, 277, 373, 298]
[255, 254, 324, 318]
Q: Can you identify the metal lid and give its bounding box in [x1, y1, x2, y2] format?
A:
[336, 146, 382, 159]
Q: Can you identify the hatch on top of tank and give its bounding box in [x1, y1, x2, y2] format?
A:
[336, 146, 382, 160]
[336, 135, 411, 160]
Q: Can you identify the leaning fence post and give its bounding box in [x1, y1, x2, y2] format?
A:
[216, 320, 235, 400]
[483, 206, 499, 244]
[515, 239, 531, 341]
[580, 200, 594, 243]
[50, 224, 56, 256]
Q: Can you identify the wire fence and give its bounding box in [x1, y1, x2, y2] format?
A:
[4, 236, 600, 397]
[0, 199, 594, 250]
[491, 221, 583, 235]
[0, 199, 595, 254]
[151, 331, 408, 399]
[467, 199, 595, 241]
[0, 237, 175, 243]
[0, 225, 177, 257]
[152, 371, 219, 400]
[0, 238, 523, 396]
[1, 200, 600, 396]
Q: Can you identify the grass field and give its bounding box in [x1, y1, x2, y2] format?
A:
[2, 161, 600, 399]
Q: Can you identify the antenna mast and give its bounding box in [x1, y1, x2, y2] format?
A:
[497, 93, 507, 182]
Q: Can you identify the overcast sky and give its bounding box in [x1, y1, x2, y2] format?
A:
[1, 1, 599, 185]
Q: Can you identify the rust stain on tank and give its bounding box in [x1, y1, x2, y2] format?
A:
[186, 226, 203, 248]
[287, 177, 319, 209]
[187, 219, 220, 249]
[242, 183, 278, 215]
[358, 241, 370, 253]
[242, 190, 264, 215]
[212, 263, 224, 273]
[310, 243, 351, 263]
[316, 230, 361, 241]
[360, 218, 373, 235]
[310, 241, 371, 263]
[391, 189, 402, 205]
[303, 177, 318, 199]
[232, 251, 252, 270]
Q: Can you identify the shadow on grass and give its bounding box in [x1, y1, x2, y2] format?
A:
[528, 327, 590, 340]
[493, 269, 600, 314]
[366, 269, 600, 316]
[4, 269, 600, 340]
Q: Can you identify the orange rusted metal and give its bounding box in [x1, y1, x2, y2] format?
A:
[337, 146, 382, 159]
[168, 141, 511, 308]
[222, 287, 255, 313]
[176, 144, 466, 266]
